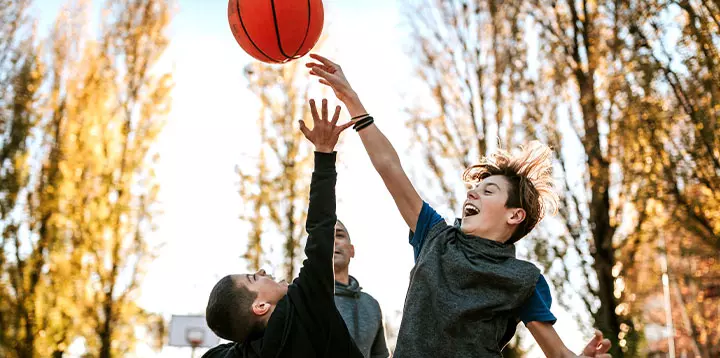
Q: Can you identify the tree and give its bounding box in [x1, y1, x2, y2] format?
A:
[75, 0, 173, 356]
[616, 0, 720, 355]
[523, 1, 634, 354]
[238, 59, 315, 280]
[0, 1, 48, 356]
[0, 0, 173, 356]
[403, 0, 720, 353]
[403, 0, 528, 212]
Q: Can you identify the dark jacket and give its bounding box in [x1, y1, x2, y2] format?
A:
[334, 277, 389, 358]
[203, 152, 364, 358]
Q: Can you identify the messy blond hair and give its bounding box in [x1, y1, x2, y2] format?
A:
[462, 141, 559, 244]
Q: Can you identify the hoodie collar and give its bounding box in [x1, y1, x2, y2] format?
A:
[334, 275, 362, 297]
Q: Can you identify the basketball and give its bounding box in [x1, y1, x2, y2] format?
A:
[227, 0, 325, 64]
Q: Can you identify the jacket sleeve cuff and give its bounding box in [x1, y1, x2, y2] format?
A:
[314, 151, 337, 171]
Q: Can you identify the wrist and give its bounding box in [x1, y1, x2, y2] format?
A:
[343, 92, 366, 117]
[315, 146, 334, 153]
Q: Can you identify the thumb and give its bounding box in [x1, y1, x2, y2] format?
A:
[338, 121, 355, 132]
[299, 119, 311, 138]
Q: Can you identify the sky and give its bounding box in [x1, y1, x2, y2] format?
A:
[30, 0, 590, 356]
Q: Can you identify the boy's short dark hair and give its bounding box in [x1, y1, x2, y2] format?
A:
[206, 275, 259, 342]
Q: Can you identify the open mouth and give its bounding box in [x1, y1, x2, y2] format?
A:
[463, 203, 480, 217]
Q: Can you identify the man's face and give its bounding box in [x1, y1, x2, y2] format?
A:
[461, 175, 522, 239]
[236, 269, 288, 305]
[333, 222, 354, 270]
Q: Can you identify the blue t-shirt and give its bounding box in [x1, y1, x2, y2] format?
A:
[409, 202, 557, 325]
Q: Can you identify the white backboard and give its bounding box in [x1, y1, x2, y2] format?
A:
[168, 315, 220, 348]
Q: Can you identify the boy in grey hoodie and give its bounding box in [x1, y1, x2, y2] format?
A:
[333, 220, 390, 358]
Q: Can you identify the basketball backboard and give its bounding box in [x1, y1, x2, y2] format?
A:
[168, 315, 220, 348]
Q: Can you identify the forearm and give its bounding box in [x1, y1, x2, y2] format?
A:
[344, 94, 403, 175]
[344, 94, 422, 230]
[527, 321, 576, 358]
[304, 151, 337, 271]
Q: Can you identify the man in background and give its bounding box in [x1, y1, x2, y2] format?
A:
[333, 220, 390, 358]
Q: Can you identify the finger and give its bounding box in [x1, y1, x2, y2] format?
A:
[298, 120, 311, 138]
[582, 331, 603, 356]
[321, 99, 328, 122]
[596, 338, 611, 353]
[319, 79, 332, 87]
[309, 99, 320, 124]
[330, 105, 341, 125]
[309, 53, 338, 68]
[310, 66, 332, 79]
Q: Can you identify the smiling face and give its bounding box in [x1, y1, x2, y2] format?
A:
[460, 175, 527, 242]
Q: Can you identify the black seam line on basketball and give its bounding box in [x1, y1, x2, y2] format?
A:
[236, 1, 279, 63]
[269, 0, 293, 60]
[290, 0, 312, 58]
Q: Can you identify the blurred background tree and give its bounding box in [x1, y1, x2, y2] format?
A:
[401, 0, 718, 356]
[0, 0, 173, 356]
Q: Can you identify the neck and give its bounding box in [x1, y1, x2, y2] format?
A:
[464, 227, 513, 244]
[334, 266, 350, 285]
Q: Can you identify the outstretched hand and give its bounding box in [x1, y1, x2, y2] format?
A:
[579, 330, 612, 358]
[299, 99, 354, 153]
[306, 54, 356, 103]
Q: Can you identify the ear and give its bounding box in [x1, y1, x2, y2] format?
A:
[251, 301, 272, 317]
[349, 244, 355, 259]
[507, 208, 526, 225]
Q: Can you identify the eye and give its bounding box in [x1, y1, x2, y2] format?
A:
[484, 190, 492, 194]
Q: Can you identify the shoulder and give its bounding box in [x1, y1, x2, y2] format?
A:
[359, 291, 381, 308]
[512, 258, 542, 278]
[533, 274, 552, 301]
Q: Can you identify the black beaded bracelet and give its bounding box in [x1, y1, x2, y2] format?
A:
[355, 117, 375, 132]
[353, 115, 374, 130]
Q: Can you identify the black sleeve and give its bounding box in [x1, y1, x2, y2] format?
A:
[293, 151, 337, 300]
[370, 308, 390, 358]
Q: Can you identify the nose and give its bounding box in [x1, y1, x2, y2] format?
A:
[467, 189, 480, 200]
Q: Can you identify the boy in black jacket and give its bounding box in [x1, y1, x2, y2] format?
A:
[202, 99, 362, 358]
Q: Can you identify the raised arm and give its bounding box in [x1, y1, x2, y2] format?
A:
[296, 99, 354, 297]
[306, 54, 423, 231]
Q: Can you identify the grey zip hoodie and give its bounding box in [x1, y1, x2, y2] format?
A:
[334, 276, 390, 358]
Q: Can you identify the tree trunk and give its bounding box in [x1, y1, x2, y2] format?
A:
[577, 71, 622, 356]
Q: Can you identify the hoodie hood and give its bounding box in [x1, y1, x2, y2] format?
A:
[334, 275, 362, 297]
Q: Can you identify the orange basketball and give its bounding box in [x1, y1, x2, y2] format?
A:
[227, 0, 324, 64]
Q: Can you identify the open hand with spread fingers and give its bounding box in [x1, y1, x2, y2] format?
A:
[299, 98, 354, 153]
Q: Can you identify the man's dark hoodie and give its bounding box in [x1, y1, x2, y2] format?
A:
[334, 277, 389, 358]
[203, 152, 363, 358]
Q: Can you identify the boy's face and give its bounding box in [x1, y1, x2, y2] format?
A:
[237, 269, 288, 308]
[460, 175, 525, 241]
[333, 222, 354, 270]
